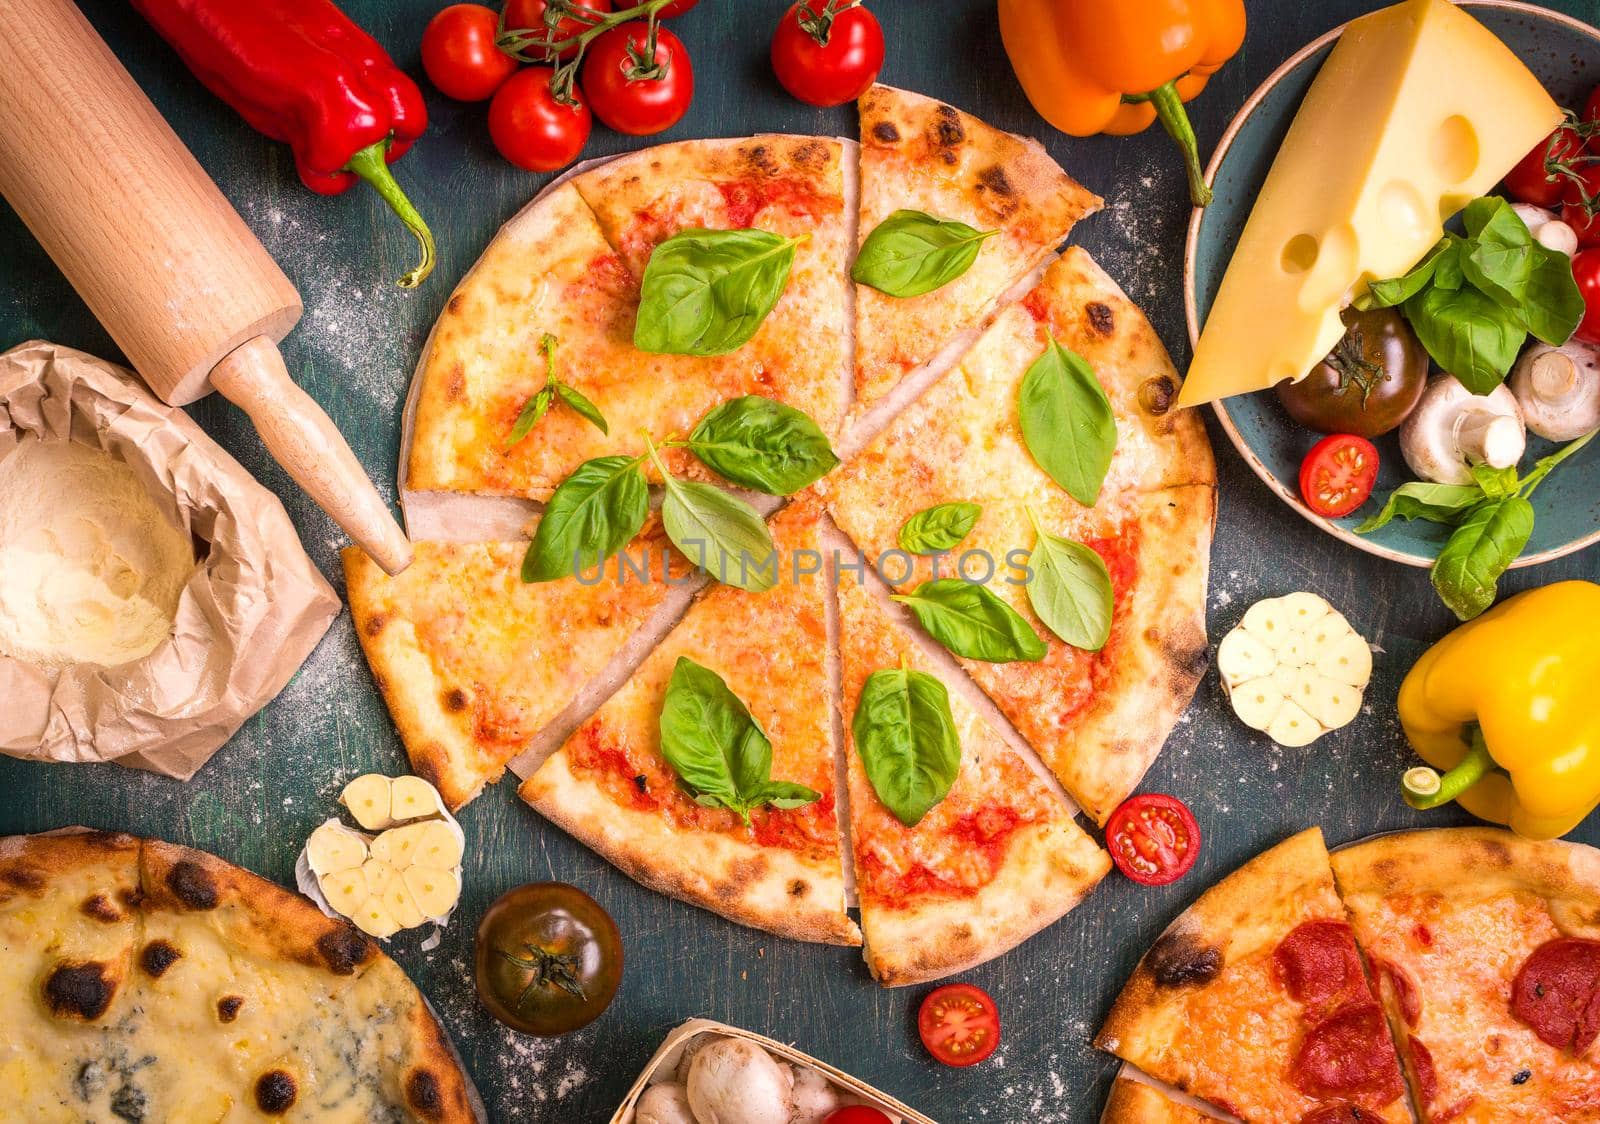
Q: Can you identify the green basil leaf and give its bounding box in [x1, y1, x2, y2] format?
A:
[1354, 482, 1486, 533]
[851, 667, 961, 827]
[1469, 463, 1520, 499]
[1403, 284, 1525, 395]
[522, 455, 648, 582]
[661, 478, 778, 592]
[1518, 244, 1586, 345]
[1520, 428, 1597, 497]
[850, 209, 998, 298]
[505, 387, 553, 448]
[686, 395, 839, 495]
[1431, 243, 1465, 291]
[554, 382, 610, 435]
[1461, 196, 1535, 309]
[1025, 513, 1113, 651]
[1430, 497, 1535, 621]
[659, 657, 818, 823]
[898, 502, 982, 555]
[892, 579, 1046, 663]
[1363, 239, 1450, 308]
[1018, 336, 1117, 506]
[635, 228, 802, 356]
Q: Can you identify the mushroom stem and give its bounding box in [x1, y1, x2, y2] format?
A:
[1510, 341, 1600, 441]
[1453, 407, 1524, 469]
[1528, 350, 1583, 409]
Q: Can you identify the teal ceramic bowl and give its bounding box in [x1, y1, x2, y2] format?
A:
[1186, 0, 1600, 568]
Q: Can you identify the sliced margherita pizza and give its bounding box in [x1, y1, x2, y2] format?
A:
[519, 502, 859, 945]
[835, 573, 1110, 986]
[344, 524, 682, 810]
[1097, 827, 1410, 1124]
[1333, 828, 1600, 1122]
[853, 85, 1101, 406]
[1102, 1075, 1219, 1124]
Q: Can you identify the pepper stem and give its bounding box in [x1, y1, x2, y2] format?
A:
[1402, 728, 1495, 810]
[345, 141, 437, 289]
[1146, 82, 1213, 208]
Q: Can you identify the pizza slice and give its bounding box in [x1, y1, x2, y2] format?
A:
[520, 501, 859, 945]
[835, 572, 1110, 986]
[853, 84, 1101, 406]
[1098, 828, 1412, 1123]
[1102, 1075, 1220, 1124]
[345, 521, 683, 810]
[1332, 828, 1600, 1122]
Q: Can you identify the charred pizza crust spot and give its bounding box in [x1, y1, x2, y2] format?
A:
[446, 363, 467, 403]
[139, 940, 182, 978]
[316, 925, 376, 975]
[1480, 839, 1514, 869]
[407, 1068, 445, 1120]
[1, 865, 45, 892]
[744, 144, 780, 178]
[446, 293, 465, 316]
[1146, 930, 1223, 989]
[363, 611, 388, 638]
[1085, 301, 1116, 337]
[43, 961, 116, 1021]
[118, 887, 143, 911]
[166, 860, 219, 910]
[790, 139, 829, 170]
[1138, 376, 1176, 416]
[977, 164, 1014, 199]
[443, 688, 469, 714]
[255, 1070, 298, 1114]
[870, 121, 900, 145]
[933, 104, 965, 149]
[217, 994, 245, 1023]
[81, 893, 122, 923]
[788, 879, 809, 898]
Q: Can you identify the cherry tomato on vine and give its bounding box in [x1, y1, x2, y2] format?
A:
[918, 983, 1001, 1067]
[502, 0, 613, 61]
[1105, 793, 1200, 887]
[422, 4, 519, 102]
[582, 23, 694, 136]
[771, 0, 885, 108]
[488, 68, 592, 171]
[657, 0, 699, 15]
[1573, 249, 1600, 344]
[823, 1109, 893, 1124]
[1504, 125, 1585, 209]
[1298, 434, 1380, 519]
[1562, 164, 1600, 248]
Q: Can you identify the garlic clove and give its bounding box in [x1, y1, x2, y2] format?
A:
[305, 821, 367, 877]
[410, 820, 465, 870]
[1215, 627, 1276, 685]
[390, 775, 447, 822]
[320, 868, 369, 918]
[370, 822, 427, 868]
[352, 898, 402, 939]
[403, 866, 462, 920]
[1228, 677, 1284, 731]
[1266, 700, 1323, 748]
[361, 858, 400, 899]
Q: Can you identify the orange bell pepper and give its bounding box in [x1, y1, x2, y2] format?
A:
[998, 0, 1246, 206]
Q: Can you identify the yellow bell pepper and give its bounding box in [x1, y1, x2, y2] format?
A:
[1398, 581, 1600, 839]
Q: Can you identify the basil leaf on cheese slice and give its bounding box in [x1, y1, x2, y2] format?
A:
[685, 395, 839, 495]
[1019, 336, 1117, 506]
[892, 579, 1046, 663]
[851, 209, 998, 298]
[1025, 508, 1113, 651]
[635, 228, 805, 356]
[851, 667, 961, 827]
[898, 502, 982, 555]
[522, 455, 648, 582]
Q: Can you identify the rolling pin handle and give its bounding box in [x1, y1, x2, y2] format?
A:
[211, 335, 413, 576]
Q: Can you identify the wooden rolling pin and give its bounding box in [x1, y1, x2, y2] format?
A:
[0, 0, 413, 575]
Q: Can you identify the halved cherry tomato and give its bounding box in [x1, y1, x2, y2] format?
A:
[1505, 124, 1586, 209]
[582, 23, 694, 136]
[1105, 793, 1200, 887]
[1574, 249, 1600, 344]
[502, 0, 613, 61]
[422, 4, 519, 102]
[823, 1109, 893, 1124]
[1298, 434, 1380, 519]
[488, 68, 592, 171]
[918, 982, 1001, 1067]
[771, 1, 885, 108]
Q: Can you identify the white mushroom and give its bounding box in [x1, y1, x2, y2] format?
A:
[1400, 375, 1526, 484]
[686, 1037, 793, 1124]
[786, 1064, 846, 1124]
[636, 1083, 698, 1124]
[1509, 341, 1600, 440]
[1512, 202, 1579, 256]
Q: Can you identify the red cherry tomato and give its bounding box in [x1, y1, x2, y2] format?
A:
[918, 983, 1001, 1068]
[1298, 434, 1380, 519]
[501, 0, 612, 61]
[1504, 125, 1585, 208]
[771, 0, 885, 108]
[657, 0, 699, 15]
[1573, 249, 1600, 344]
[581, 23, 693, 136]
[488, 68, 592, 171]
[422, 4, 519, 102]
[1561, 164, 1600, 248]
[1105, 793, 1200, 887]
[823, 1110, 893, 1124]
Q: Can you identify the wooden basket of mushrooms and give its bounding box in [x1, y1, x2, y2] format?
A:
[611, 1019, 935, 1124]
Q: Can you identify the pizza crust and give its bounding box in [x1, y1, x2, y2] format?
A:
[1101, 1075, 1220, 1124]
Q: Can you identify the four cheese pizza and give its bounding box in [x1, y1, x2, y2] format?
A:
[0, 830, 474, 1122]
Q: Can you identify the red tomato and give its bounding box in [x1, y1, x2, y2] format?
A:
[1298, 434, 1380, 519]
[1106, 793, 1200, 887]
[422, 4, 519, 102]
[501, 0, 612, 60]
[581, 24, 693, 136]
[658, 0, 699, 15]
[488, 68, 592, 171]
[1573, 249, 1600, 344]
[771, 1, 885, 108]
[822, 1110, 892, 1124]
[1562, 164, 1600, 248]
[918, 983, 1001, 1068]
[1504, 125, 1585, 208]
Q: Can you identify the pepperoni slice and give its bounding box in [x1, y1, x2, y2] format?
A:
[1406, 1036, 1437, 1108]
[1275, 920, 1367, 1011]
[1299, 1105, 1382, 1124]
[1372, 957, 1422, 1028]
[1510, 937, 1600, 1053]
[1291, 1001, 1406, 1106]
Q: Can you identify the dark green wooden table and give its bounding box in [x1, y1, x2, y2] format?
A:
[4, 2, 1600, 1120]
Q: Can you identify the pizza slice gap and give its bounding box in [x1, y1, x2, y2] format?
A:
[852, 84, 1102, 408]
[834, 562, 1109, 986]
[519, 500, 860, 946]
[1097, 827, 1413, 1124]
[1102, 1071, 1238, 1124]
[1332, 828, 1600, 1122]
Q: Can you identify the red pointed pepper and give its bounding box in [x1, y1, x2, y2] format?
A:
[131, 0, 438, 287]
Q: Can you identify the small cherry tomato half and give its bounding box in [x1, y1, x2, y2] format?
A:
[1573, 249, 1600, 344]
[918, 982, 1001, 1067]
[823, 1109, 893, 1124]
[1504, 124, 1585, 209]
[488, 68, 592, 171]
[771, 0, 885, 108]
[422, 4, 519, 102]
[474, 882, 623, 1036]
[501, 0, 612, 61]
[1105, 793, 1200, 887]
[1298, 433, 1380, 519]
[581, 23, 694, 136]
